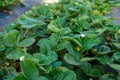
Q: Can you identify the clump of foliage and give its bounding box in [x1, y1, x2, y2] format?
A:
[0, 0, 22, 10]
[0, 0, 120, 80]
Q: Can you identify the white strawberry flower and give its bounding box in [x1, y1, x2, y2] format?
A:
[45, 3, 48, 6]
[80, 33, 85, 37]
[20, 56, 25, 61]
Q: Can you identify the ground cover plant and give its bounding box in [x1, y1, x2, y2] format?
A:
[0, 0, 23, 11]
[0, 0, 120, 80]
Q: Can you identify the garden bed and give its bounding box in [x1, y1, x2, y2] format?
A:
[0, 0, 120, 80]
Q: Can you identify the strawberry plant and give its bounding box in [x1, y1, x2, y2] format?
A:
[0, 0, 120, 80]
